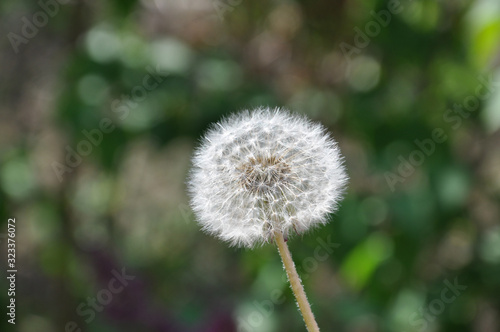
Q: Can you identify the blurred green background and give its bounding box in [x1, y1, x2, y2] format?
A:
[1, 0, 500, 331]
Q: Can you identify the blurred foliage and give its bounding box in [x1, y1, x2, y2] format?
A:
[1, 0, 500, 331]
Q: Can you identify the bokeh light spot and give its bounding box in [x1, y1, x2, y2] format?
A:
[346, 56, 381, 92]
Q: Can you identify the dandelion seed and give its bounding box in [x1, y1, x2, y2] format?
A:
[188, 107, 348, 248]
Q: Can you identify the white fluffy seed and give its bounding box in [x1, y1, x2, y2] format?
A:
[188, 107, 348, 248]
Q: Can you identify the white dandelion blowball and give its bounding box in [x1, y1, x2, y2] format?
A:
[188, 107, 348, 248]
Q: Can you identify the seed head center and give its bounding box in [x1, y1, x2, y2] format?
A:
[239, 155, 291, 195]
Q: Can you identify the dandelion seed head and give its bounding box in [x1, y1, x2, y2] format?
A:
[188, 107, 348, 247]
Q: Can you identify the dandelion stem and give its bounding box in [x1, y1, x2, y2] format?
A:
[274, 230, 320, 332]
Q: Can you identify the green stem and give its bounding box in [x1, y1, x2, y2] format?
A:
[274, 230, 320, 332]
